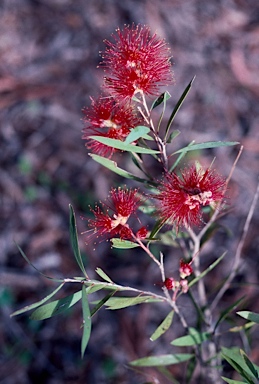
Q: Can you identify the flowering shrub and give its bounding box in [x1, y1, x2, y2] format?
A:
[12, 25, 259, 384]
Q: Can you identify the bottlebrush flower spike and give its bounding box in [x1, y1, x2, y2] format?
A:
[155, 166, 226, 228]
[102, 24, 173, 100]
[87, 187, 144, 241]
[82, 96, 141, 157]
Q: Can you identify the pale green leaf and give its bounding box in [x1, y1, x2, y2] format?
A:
[10, 282, 65, 317]
[221, 347, 257, 384]
[89, 136, 159, 154]
[95, 267, 113, 283]
[172, 141, 239, 155]
[171, 327, 211, 347]
[81, 285, 91, 358]
[237, 311, 259, 324]
[69, 205, 88, 278]
[30, 291, 82, 320]
[165, 77, 195, 141]
[188, 252, 226, 289]
[125, 126, 151, 144]
[111, 238, 139, 249]
[222, 377, 246, 384]
[150, 310, 174, 341]
[130, 353, 194, 367]
[106, 295, 162, 310]
[89, 154, 146, 183]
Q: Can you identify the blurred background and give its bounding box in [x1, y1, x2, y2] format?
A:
[1, 0, 259, 383]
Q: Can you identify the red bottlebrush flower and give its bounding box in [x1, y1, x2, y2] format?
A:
[101, 24, 173, 100]
[155, 166, 226, 228]
[87, 188, 143, 241]
[82, 96, 141, 157]
[179, 259, 193, 279]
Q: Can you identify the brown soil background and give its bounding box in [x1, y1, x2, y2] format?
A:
[1, 1, 259, 383]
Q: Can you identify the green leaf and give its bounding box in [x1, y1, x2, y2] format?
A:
[172, 141, 239, 155]
[130, 353, 194, 367]
[81, 285, 91, 358]
[148, 219, 166, 244]
[151, 91, 171, 110]
[15, 242, 63, 282]
[89, 154, 146, 183]
[165, 77, 195, 142]
[237, 311, 259, 324]
[124, 126, 151, 144]
[171, 327, 211, 347]
[69, 205, 88, 278]
[186, 357, 197, 384]
[167, 130, 181, 144]
[169, 140, 195, 172]
[221, 347, 256, 384]
[95, 267, 113, 283]
[110, 238, 139, 249]
[188, 252, 226, 289]
[89, 136, 159, 154]
[214, 296, 245, 332]
[30, 290, 82, 320]
[10, 282, 65, 317]
[150, 310, 174, 341]
[105, 295, 162, 310]
[240, 350, 259, 380]
[222, 377, 247, 384]
[90, 291, 116, 317]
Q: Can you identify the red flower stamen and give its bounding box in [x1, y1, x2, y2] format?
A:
[82, 96, 141, 157]
[101, 24, 174, 100]
[87, 188, 143, 241]
[155, 166, 226, 228]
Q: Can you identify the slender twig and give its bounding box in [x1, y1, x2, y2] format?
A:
[138, 92, 168, 169]
[210, 178, 259, 312]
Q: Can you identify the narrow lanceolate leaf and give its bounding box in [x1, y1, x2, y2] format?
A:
[130, 353, 194, 367]
[151, 91, 171, 110]
[188, 252, 226, 289]
[124, 126, 151, 144]
[81, 284, 91, 358]
[90, 291, 117, 317]
[171, 327, 211, 347]
[89, 154, 146, 183]
[30, 291, 82, 320]
[95, 267, 113, 283]
[237, 311, 259, 324]
[169, 140, 195, 172]
[10, 282, 65, 317]
[150, 310, 174, 341]
[69, 205, 88, 278]
[167, 129, 181, 144]
[240, 350, 259, 380]
[221, 347, 258, 384]
[172, 141, 239, 155]
[222, 377, 247, 384]
[89, 136, 159, 154]
[214, 296, 245, 332]
[110, 238, 139, 249]
[165, 76, 195, 141]
[105, 295, 162, 310]
[15, 242, 63, 282]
